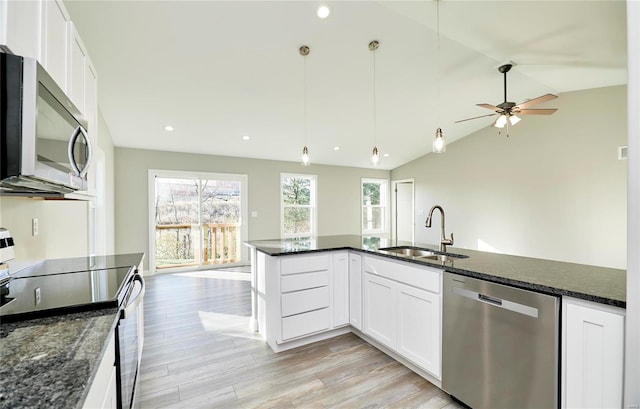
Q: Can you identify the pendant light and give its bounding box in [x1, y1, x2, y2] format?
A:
[300, 45, 311, 166]
[432, 0, 446, 153]
[369, 40, 380, 165]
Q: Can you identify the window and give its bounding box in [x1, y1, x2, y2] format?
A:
[362, 178, 388, 234]
[281, 173, 317, 237]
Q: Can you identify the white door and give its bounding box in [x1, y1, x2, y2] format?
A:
[393, 180, 414, 243]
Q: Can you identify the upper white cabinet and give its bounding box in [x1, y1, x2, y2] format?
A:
[0, 0, 41, 58]
[68, 23, 88, 113]
[40, 0, 71, 91]
[562, 297, 625, 408]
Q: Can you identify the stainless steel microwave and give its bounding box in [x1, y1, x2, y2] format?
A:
[1, 52, 92, 195]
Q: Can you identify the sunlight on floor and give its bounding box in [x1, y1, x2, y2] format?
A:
[175, 270, 251, 281]
[197, 310, 261, 340]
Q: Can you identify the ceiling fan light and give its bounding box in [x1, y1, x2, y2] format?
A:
[371, 146, 380, 165]
[494, 114, 508, 128]
[433, 128, 446, 153]
[301, 146, 310, 166]
[509, 114, 521, 126]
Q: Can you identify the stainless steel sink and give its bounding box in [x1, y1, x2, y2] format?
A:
[378, 246, 469, 263]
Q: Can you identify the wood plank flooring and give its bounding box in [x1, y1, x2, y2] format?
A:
[139, 268, 462, 409]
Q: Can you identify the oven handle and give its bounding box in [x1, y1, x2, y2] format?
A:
[123, 274, 145, 319]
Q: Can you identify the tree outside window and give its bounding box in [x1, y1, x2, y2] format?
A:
[362, 178, 388, 234]
[281, 174, 317, 237]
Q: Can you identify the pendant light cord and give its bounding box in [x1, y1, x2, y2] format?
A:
[304, 52, 308, 146]
[373, 45, 377, 147]
[436, 0, 441, 125]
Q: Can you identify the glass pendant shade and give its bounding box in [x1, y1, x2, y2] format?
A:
[371, 146, 380, 165]
[433, 128, 446, 153]
[301, 146, 310, 166]
[509, 114, 521, 126]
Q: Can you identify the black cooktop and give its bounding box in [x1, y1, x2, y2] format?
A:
[0, 253, 143, 323]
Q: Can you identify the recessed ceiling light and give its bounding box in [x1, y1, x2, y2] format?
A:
[317, 5, 330, 19]
[164, 125, 174, 132]
[333, 146, 340, 151]
[242, 135, 251, 140]
[383, 153, 390, 157]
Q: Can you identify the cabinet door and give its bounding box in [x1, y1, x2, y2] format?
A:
[564, 298, 624, 408]
[397, 283, 441, 378]
[41, 0, 70, 90]
[349, 253, 362, 330]
[332, 252, 349, 327]
[68, 23, 87, 113]
[363, 272, 396, 349]
[1, 0, 42, 58]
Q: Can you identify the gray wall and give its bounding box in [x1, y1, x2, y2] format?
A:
[392, 85, 627, 269]
[114, 149, 389, 258]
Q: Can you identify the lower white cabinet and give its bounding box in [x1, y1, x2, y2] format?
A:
[563, 297, 625, 408]
[363, 256, 442, 379]
[349, 253, 363, 330]
[83, 332, 117, 409]
[332, 252, 350, 328]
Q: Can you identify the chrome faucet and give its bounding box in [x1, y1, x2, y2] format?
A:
[425, 205, 454, 252]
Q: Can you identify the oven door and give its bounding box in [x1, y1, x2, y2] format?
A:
[117, 274, 145, 409]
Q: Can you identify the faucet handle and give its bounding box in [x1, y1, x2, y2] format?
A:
[442, 233, 454, 246]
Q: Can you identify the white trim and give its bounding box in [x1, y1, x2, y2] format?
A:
[148, 169, 249, 275]
[361, 177, 390, 235]
[625, 0, 640, 406]
[280, 173, 317, 238]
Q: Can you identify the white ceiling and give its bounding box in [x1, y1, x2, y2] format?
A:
[65, 0, 627, 170]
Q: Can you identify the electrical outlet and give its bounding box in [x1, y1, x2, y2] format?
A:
[35, 287, 41, 306]
[32, 218, 39, 236]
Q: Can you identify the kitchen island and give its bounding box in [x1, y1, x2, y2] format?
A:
[0, 253, 144, 409]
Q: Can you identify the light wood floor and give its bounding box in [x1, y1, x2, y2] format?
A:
[139, 268, 462, 409]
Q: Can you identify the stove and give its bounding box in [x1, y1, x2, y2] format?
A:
[0, 253, 143, 323]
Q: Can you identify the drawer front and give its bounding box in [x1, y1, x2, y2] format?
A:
[281, 308, 331, 341]
[281, 254, 330, 275]
[281, 286, 329, 317]
[364, 256, 441, 294]
[281, 270, 329, 293]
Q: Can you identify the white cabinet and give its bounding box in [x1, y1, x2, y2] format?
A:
[68, 23, 88, 113]
[83, 332, 117, 409]
[0, 0, 41, 58]
[40, 0, 71, 90]
[397, 283, 441, 377]
[363, 255, 443, 379]
[349, 253, 363, 330]
[363, 272, 396, 348]
[563, 297, 625, 409]
[332, 252, 349, 328]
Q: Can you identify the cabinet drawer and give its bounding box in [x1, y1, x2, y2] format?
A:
[281, 308, 331, 340]
[281, 254, 330, 275]
[281, 286, 329, 317]
[281, 270, 329, 293]
[364, 256, 441, 294]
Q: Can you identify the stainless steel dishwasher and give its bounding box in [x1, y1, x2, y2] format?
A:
[442, 272, 559, 409]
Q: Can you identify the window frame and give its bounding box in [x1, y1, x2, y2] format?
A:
[361, 177, 389, 235]
[280, 173, 318, 238]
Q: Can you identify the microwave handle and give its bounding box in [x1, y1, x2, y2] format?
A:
[67, 126, 93, 178]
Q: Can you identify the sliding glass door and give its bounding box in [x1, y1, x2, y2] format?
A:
[149, 170, 247, 273]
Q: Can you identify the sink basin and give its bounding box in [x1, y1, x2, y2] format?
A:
[378, 246, 469, 263]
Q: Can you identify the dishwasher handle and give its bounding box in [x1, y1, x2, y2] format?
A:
[452, 286, 539, 318]
[123, 274, 145, 319]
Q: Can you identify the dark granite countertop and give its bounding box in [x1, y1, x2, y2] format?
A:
[0, 253, 145, 409]
[245, 235, 626, 308]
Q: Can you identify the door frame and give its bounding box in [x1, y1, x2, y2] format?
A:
[147, 169, 249, 275]
[391, 178, 415, 244]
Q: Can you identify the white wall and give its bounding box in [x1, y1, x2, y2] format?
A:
[114, 148, 389, 258]
[391, 85, 627, 269]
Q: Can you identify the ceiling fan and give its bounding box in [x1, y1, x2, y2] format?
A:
[455, 63, 558, 129]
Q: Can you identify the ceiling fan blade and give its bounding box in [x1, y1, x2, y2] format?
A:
[515, 94, 558, 109]
[454, 113, 497, 123]
[476, 103, 502, 111]
[516, 108, 558, 115]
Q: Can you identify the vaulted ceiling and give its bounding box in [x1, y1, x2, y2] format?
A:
[65, 0, 627, 170]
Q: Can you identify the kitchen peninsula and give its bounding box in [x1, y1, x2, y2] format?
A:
[246, 234, 626, 408]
